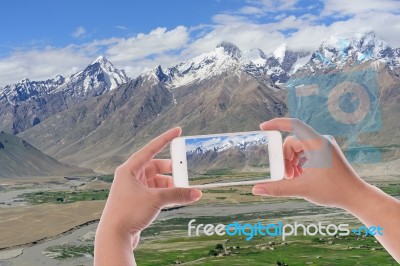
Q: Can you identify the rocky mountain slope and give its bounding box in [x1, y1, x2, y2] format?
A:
[8, 31, 400, 173]
[0, 131, 91, 178]
[0, 57, 128, 134]
[19, 58, 287, 172]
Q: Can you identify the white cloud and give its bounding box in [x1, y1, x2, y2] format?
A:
[238, 6, 264, 15]
[72, 26, 86, 38]
[1, 0, 400, 87]
[212, 14, 250, 25]
[182, 23, 285, 59]
[322, 0, 400, 16]
[285, 11, 400, 51]
[0, 27, 192, 86]
[0, 46, 91, 86]
[260, 0, 299, 11]
[106, 26, 189, 62]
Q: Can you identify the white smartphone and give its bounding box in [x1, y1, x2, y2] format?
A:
[170, 131, 284, 189]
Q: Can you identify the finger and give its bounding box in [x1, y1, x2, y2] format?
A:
[292, 166, 300, 177]
[145, 159, 172, 178]
[260, 117, 295, 132]
[283, 136, 303, 161]
[285, 159, 294, 179]
[292, 153, 299, 166]
[252, 178, 305, 197]
[125, 127, 182, 172]
[153, 174, 173, 188]
[147, 177, 155, 188]
[260, 118, 320, 141]
[166, 176, 174, 188]
[156, 188, 202, 207]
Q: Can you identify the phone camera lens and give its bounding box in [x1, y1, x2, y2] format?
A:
[180, 161, 183, 164]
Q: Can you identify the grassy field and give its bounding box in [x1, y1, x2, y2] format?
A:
[93, 174, 114, 183]
[42, 229, 396, 265]
[43, 244, 94, 260]
[134, 234, 396, 266]
[19, 189, 109, 204]
[377, 183, 400, 196]
[189, 171, 271, 186]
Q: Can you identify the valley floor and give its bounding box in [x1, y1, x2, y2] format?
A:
[0, 163, 399, 265]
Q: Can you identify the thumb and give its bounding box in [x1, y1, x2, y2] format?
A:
[157, 188, 202, 207]
[252, 179, 304, 197]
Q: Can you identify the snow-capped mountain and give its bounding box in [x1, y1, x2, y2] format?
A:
[186, 134, 269, 174]
[298, 32, 400, 74]
[151, 42, 311, 88]
[0, 75, 65, 105]
[54, 56, 128, 103]
[187, 134, 267, 155]
[0, 57, 129, 134]
[0, 56, 128, 106]
[161, 42, 244, 88]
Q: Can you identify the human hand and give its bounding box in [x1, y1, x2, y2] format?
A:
[252, 118, 369, 210]
[95, 127, 202, 265]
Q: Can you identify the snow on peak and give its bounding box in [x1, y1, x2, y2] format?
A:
[187, 133, 267, 155]
[273, 43, 287, 64]
[322, 31, 382, 49]
[0, 75, 66, 105]
[85, 56, 129, 90]
[149, 41, 311, 88]
[162, 43, 244, 87]
[93, 55, 107, 63]
[243, 48, 267, 67]
[308, 31, 397, 70]
[0, 56, 129, 107]
[216, 41, 242, 58]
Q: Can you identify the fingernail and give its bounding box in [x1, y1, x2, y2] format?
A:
[190, 189, 202, 201]
[252, 187, 266, 195]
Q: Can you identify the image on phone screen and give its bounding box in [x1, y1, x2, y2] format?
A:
[184, 132, 270, 186]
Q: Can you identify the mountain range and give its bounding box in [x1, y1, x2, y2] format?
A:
[0, 56, 128, 134]
[295, 32, 400, 76]
[186, 134, 269, 176]
[1, 31, 400, 176]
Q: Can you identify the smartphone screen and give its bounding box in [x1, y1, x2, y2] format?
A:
[184, 132, 270, 187]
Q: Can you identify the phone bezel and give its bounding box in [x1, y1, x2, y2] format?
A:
[170, 130, 284, 188]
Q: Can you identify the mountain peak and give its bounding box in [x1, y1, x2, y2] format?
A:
[297, 31, 398, 74]
[91, 56, 114, 68]
[216, 41, 242, 58]
[273, 43, 287, 64]
[155, 65, 170, 83]
[93, 55, 107, 63]
[324, 31, 378, 45]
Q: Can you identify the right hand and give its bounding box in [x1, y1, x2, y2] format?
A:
[252, 118, 370, 210]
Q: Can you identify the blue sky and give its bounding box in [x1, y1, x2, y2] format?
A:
[0, 0, 399, 86]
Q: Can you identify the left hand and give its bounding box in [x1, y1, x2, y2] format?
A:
[95, 127, 202, 265]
